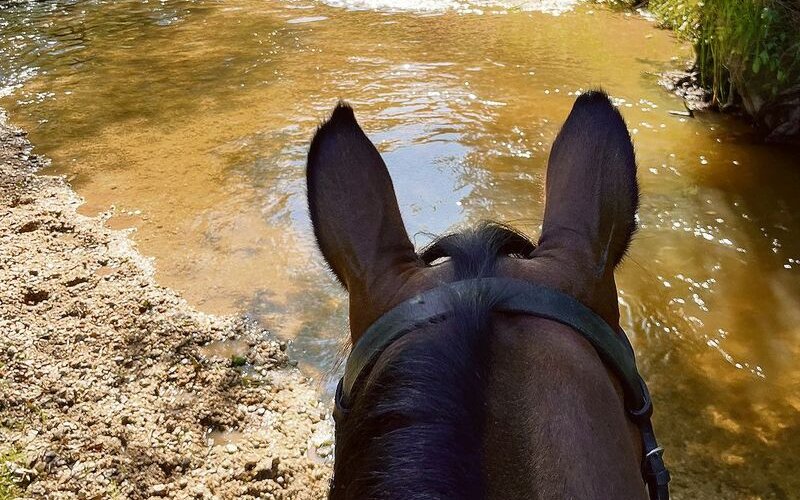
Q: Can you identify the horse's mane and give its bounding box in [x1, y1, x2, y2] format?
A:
[329, 222, 534, 500]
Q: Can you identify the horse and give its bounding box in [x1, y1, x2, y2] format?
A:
[306, 91, 669, 500]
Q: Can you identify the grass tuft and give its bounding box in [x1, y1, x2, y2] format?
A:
[0, 447, 23, 500]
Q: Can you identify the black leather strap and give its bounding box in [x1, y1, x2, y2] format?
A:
[335, 277, 669, 499]
[340, 278, 647, 410]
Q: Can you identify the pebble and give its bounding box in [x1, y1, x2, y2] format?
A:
[151, 483, 168, 496]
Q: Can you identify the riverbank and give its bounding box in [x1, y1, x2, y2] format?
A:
[0, 111, 331, 498]
[617, 0, 800, 143]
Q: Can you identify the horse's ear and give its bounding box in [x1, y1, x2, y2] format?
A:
[307, 103, 417, 294]
[535, 91, 639, 279]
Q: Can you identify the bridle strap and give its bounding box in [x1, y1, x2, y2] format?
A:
[335, 277, 670, 499]
[339, 278, 645, 409]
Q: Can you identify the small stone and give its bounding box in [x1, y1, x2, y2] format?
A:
[225, 443, 238, 454]
[151, 483, 168, 496]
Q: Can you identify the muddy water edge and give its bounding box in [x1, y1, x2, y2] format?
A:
[1, 0, 799, 498]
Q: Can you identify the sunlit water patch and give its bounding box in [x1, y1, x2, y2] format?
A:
[317, 0, 579, 15]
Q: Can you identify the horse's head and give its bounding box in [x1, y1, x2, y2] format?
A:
[306, 92, 665, 500]
[307, 91, 638, 344]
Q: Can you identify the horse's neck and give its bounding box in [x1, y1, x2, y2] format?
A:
[483, 315, 646, 499]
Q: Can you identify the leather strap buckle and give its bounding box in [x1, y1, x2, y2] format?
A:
[644, 446, 671, 500]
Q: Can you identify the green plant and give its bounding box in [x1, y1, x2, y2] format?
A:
[0, 447, 23, 500]
[609, 0, 800, 110]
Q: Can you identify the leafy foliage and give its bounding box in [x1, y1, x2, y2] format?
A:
[608, 0, 800, 108]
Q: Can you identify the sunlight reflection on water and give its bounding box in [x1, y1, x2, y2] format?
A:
[318, 0, 579, 15]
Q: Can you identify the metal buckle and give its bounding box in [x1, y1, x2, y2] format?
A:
[644, 446, 671, 500]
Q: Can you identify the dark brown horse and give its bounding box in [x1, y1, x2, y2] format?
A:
[306, 92, 668, 499]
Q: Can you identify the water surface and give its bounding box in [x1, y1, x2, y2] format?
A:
[1, 0, 798, 497]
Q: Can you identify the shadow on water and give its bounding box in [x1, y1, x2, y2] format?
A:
[617, 132, 800, 498]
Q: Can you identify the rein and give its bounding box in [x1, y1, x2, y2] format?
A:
[334, 277, 671, 500]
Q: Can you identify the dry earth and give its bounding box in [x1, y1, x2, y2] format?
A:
[0, 110, 332, 499]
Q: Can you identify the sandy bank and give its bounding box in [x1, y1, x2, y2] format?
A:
[0, 110, 332, 499]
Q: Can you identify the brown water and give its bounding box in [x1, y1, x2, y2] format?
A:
[2, 0, 799, 497]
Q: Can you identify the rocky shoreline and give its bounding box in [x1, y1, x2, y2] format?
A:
[658, 68, 713, 113]
[0, 111, 332, 499]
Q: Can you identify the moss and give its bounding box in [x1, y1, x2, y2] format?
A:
[0, 447, 23, 500]
[230, 355, 247, 367]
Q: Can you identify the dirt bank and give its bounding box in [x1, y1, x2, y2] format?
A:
[0, 111, 332, 499]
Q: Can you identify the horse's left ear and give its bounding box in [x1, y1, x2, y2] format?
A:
[535, 91, 639, 279]
[307, 103, 418, 295]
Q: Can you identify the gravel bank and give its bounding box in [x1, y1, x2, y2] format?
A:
[0, 110, 332, 499]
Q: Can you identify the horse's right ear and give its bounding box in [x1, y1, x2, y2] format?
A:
[306, 104, 417, 295]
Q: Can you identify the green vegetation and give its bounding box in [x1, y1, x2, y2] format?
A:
[0, 447, 22, 500]
[652, 0, 798, 106]
[611, 0, 800, 133]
